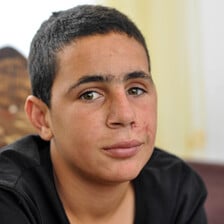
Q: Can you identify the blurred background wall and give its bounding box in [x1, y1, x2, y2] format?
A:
[0, 0, 224, 163]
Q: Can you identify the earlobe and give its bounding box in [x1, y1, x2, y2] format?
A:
[25, 95, 53, 141]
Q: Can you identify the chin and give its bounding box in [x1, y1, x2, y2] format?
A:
[105, 161, 145, 183]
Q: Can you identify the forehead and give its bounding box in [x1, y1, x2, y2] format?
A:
[56, 33, 149, 82]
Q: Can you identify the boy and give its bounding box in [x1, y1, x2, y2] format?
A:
[0, 5, 207, 223]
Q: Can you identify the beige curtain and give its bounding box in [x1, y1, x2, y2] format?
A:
[97, 0, 206, 159]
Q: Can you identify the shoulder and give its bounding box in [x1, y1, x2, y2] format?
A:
[0, 135, 50, 188]
[0, 136, 67, 224]
[134, 147, 207, 223]
[141, 147, 205, 186]
[139, 147, 207, 195]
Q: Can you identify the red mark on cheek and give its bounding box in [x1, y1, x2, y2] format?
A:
[143, 123, 156, 145]
[135, 123, 150, 135]
[143, 123, 150, 133]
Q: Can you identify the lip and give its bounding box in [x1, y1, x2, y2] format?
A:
[103, 140, 143, 158]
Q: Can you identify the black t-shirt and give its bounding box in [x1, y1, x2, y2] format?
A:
[0, 135, 207, 223]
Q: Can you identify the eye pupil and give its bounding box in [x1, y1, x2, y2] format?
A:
[128, 87, 146, 96]
[129, 88, 139, 95]
[132, 89, 137, 94]
[84, 92, 93, 100]
[80, 91, 102, 101]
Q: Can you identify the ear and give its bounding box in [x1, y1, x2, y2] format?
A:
[25, 95, 53, 141]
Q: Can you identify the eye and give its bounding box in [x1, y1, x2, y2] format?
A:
[80, 91, 102, 101]
[127, 87, 146, 96]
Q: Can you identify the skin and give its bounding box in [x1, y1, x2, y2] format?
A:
[25, 32, 157, 223]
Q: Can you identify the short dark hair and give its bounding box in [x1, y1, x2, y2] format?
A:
[28, 4, 150, 107]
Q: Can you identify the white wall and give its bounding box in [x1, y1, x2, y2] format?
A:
[200, 0, 224, 163]
[0, 0, 96, 56]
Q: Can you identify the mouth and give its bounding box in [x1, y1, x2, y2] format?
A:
[103, 140, 143, 158]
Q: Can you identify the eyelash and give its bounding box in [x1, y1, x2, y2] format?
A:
[79, 91, 102, 101]
[128, 87, 146, 96]
[79, 86, 147, 102]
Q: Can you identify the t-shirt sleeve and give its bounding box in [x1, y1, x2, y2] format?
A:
[173, 164, 208, 223]
[0, 188, 38, 224]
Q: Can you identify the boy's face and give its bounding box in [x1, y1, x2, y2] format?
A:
[48, 32, 157, 184]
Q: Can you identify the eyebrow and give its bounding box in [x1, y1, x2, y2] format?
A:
[124, 71, 152, 82]
[67, 71, 153, 94]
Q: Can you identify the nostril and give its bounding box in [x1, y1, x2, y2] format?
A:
[110, 122, 123, 127]
[130, 121, 137, 128]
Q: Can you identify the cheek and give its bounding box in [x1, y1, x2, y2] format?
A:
[143, 122, 157, 137]
[138, 105, 157, 137]
[66, 112, 103, 142]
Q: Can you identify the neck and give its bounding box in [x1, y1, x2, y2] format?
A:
[52, 161, 135, 224]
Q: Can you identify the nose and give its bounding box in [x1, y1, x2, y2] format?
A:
[106, 91, 136, 129]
